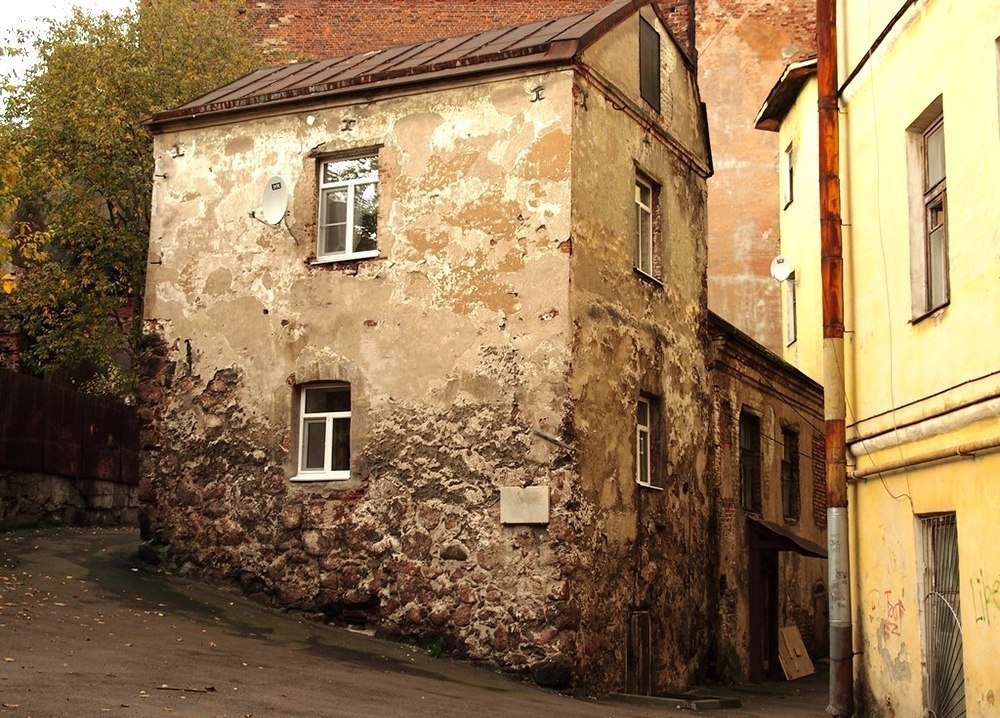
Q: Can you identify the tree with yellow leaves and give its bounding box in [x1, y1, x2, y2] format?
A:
[0, 0, 262, 398]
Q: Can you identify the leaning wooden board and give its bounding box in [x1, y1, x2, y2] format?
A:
[778, 625, 815, 680]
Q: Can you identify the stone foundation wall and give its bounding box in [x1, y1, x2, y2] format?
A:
[138, 329, 585, 685]
[0, 471, 138, 529]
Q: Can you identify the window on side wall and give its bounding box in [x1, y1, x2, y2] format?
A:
[639, 16, 660, 113]
[785, 271, 797, 346]
[907, 100, 948, 318]
[922, 117, 948, 311]
[636, 394, 663, 489]
[295, 383, 351, 481]
[316, 154, 379, 262]
[634, 172, 662, 281]
[781, 427, 800, 522]
[739, 409, 761, 512]
[783, 143, 794, 209]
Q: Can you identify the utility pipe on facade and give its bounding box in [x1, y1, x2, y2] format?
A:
[817, 0, 853, 715]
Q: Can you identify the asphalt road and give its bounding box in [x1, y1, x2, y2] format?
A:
[0, 527, 828, 717]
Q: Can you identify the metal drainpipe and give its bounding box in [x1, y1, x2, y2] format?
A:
[817, 0, 853, 715]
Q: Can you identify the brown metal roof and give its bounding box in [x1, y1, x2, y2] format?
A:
[748, 517, 827, 559]
[150, 0, 654, 131]
[754, 57, 817, 132]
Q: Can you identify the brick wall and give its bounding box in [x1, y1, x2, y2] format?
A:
[240, 0, 693, 61]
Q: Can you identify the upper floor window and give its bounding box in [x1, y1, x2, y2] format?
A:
[739, 409, 762, 512]
[783, 143, 795, 209]
[634, 172, 662, 281]
[781, 427, 800, 522]
[636, 394, 664, 489]
[785, 271, 797, 346]
[922, 117, 948, 312]
[907, 99, 948, 319]
[317, 155, 379, 262]
[295, 383, 351, 481]
[639, 16, 660, 113]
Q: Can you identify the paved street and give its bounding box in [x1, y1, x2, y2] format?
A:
[0, 527, 828, 717]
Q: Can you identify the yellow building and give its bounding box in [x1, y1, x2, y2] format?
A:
[756, 1, 1000, 716]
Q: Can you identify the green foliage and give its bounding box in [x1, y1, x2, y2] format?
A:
[0, 0, 262, 398]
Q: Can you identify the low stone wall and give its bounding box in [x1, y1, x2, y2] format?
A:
[0, 471, 138, 530]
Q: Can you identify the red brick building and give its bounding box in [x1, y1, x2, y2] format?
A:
[237, 0, 814, 351]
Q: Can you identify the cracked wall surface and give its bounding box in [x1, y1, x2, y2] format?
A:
[142, 12, 712, 693]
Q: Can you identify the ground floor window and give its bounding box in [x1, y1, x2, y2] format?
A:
[296, 382, 351, 480]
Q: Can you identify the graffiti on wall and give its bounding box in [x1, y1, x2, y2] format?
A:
[969, 569, 1000, 626]
[868, 589, 906, 641]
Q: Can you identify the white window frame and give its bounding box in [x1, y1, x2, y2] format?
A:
[636, 396, 653, 487]
[635, 175, 655, 278]
[316, 155, 379, 263]
[635, 395, 664, 490]
[294, 383, 351, 481]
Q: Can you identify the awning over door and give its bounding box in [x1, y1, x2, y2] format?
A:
[747, 517, 827, 558]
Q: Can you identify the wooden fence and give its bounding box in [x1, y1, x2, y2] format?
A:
[0, 369, 138, 485]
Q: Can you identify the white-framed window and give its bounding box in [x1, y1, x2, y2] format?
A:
[316, 155, 379, 262]
[922, 117, 948, 312]
[783, 143, 794, 209]
[635, 395, 663, 489]
[634, 174, 658, 279]
[295, 383, 351, 481]
[785, 271, 797, 346]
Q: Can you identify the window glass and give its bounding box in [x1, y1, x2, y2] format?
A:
[330, 417, 351, 471]
[925, 122, 945, 189]
[302, 419, 327, 470]
[305, 385, 350, 413]
[320, 189, 348, 255]
[353, 182, 379, 253]
[324, 156, 378, 184]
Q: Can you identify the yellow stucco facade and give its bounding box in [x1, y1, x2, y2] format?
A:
[763, 1, 1000, 715]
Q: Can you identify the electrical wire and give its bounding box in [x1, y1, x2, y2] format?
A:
[857, 0, 915, 511]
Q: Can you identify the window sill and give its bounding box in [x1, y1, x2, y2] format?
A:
[291, 473, 350, 482]
[635, 480, 664, 491]
[909, 300, 949, 325]
[311, 250, 380, 265]
[632, 267, 663, 288]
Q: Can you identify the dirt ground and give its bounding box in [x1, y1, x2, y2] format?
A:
[0, 527, 829, 717]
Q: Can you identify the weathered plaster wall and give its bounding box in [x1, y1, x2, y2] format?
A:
[708, 319, 827, 682]
[142, 72, 588, 684]
[696, 0, 815, 351]
[567, 11, 713, 692]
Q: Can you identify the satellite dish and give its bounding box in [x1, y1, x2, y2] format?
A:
[261, 176, 288, 225]
[770, 255, 793, 282]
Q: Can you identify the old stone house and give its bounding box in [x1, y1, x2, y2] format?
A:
[140, 0, 714, 694]
[707, 311, 827, 682]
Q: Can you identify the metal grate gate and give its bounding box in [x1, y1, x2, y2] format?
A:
[920, 514, 966, 718]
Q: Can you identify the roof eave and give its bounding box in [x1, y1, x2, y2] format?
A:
[754, 57, 818, 132]
[146, 53, 577, 134]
